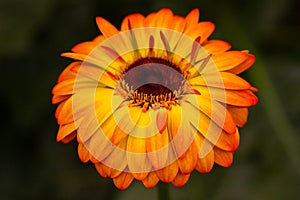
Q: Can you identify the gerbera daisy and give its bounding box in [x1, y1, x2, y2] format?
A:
[52, 8, 258, 190]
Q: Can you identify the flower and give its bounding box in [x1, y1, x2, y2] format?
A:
[52, 8, 258, 190]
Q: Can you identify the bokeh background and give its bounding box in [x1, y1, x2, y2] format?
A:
[1, 0, 299, 199]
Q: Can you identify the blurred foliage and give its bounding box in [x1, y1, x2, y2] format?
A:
[0, 0, 299, 199]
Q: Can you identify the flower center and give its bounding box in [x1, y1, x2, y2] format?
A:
[118, 58, 186, 111]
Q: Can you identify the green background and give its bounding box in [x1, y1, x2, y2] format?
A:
[1, 0, 299, 199]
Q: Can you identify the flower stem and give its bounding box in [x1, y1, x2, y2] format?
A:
[157, 182, 171, 200]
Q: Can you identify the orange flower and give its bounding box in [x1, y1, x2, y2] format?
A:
[52, 8, 258, 190]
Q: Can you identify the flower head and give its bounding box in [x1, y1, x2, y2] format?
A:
[52, 8, 258, 189]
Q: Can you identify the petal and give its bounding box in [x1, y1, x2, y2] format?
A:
[57, 62, 78, 83]
[156, 108, 168, 133]
[227, 105, 249, 127]
[192, 86, 258, 107]
[168, 105, 194, 158]
[72, 41, 97, 55]
[195, 138, 215, 173]
[78, 143, 90, 163]
[56, 122, 76, 142]
[127, 136, 151, 179]
[52, 79, 75, 96]
[184, 22, 215, 43]
[189, 72, 252, 90]
[177, 140, 198, 174]
[121, 13, 145, 31]
[172, 171, 190, 187]
[96, 17, 119, 38]
[61, 131, 76, 143]
[185, 8, 200, 24]
[52, 94, 70, 104]
[146, 128, 170, 170]
[228, 54, 256, 74]
[113, 172, 134, 190]
[214, 147, 234, 167]
[56, 97, 73, 124]
[95, 162, 122, 179]
[211, 51, 249, 72]
[172, 16, 186, 33]
[142, 172, 159, 188]
[183, 95, 236, 134]
[202, 40, 231, 54]
[152, 8, 174, 28]
[155, 161, 179, 183]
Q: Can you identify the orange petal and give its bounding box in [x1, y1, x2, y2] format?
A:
[127, 136, 151, 178]
[61, 131, 76, 143]
[172, 171, 190, 187]
[156, 108, 168, 133]
[215, 128, 240, 151]
[146, 128, 170, 170]
[189, 72, 252, 90]
[52, 79, 74, 96]
[192, 86, 258, 107]
[183, 95, 236, 134]
[96, 17, 119, 38]
[228, 54, 256, 74]
[202, 40, 231, 54]
[184, 22, 215, 43]
[111, 125, 128, 145]
[56, 122, 76, 142]
[57, 62, 78, 83]
[195, 145, 214, 174]
[214, 147, 234, 167]
[172, 16, 186, 33]
[56, 97, 73, 124]
[78, 143, 90, 163]
[95, 162, 122, 179]
[52, 94, 70, 104]
[211, 51, 249, 71]
[142, 172, 159, 188]
[177, 141, 198, 174]
[185, 8, 200, 24]
[152, 8, 174, 28]
[227, 106, 249, 127]
[113, 172, 134, 190]
[72, 41, 97, 55]
[121, 13, 145, 31]
[156, 161, 179, 183]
